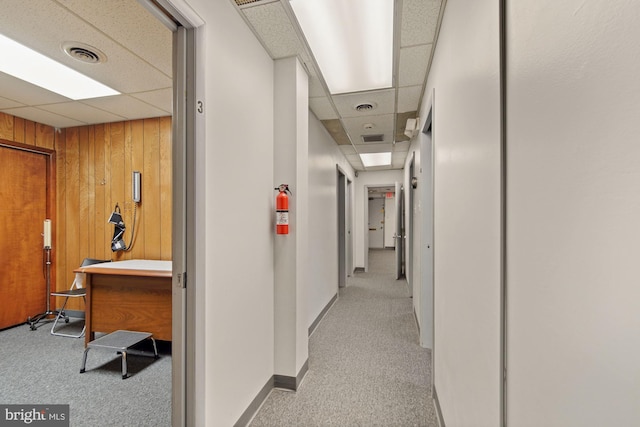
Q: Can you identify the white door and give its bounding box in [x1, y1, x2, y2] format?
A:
[368, 198, 385, 248]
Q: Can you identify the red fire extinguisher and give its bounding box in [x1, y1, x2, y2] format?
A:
[275, 184, 291, 235]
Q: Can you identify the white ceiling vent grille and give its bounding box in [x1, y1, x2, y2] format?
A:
[235, 0, 265, 6]
[354, 102, 377, 112]
[361, 134, 385, 143]
[62, 42, 106, 64]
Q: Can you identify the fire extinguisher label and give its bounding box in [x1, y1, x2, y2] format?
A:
[276, 211, 289, 225]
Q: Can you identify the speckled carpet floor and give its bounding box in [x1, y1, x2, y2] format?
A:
[250, 249, 437, 427]
[0, 319, 171, 426]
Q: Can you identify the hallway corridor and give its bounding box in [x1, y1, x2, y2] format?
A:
[250, 249, 437, 426]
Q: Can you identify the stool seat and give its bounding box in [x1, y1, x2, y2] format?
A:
[80, 330, 158, 379]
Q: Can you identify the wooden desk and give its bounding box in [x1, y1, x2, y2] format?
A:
[76, 260, 172, 346]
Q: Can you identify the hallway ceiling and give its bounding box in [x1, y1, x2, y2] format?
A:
[235, 0, 444, 171]
[0, 0, 443, 173]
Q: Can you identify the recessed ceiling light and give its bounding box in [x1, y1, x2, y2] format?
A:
[0, 33, 119, 100]
[290, 0, 393, 94]
[360, 152, 391, 167]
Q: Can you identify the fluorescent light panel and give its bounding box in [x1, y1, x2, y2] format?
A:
[360, 152, 391, 167]
[290, 0, 393, 94]
[0, 34, 119, 100]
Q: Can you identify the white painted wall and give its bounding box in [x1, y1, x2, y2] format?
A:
[273, 57, 309, 379]
[187, 0, 275, 424]
[354, 170, 404, 270]
[307, 112, 354, 327]
[506, 1, 640, 425]
[426, 0, 502, 425]
[384, 194, 396, 248]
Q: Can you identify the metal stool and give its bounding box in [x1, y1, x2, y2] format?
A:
[80, 330, 158, 379]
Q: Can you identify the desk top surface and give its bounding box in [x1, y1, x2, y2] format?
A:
[76, 259, 172, 278]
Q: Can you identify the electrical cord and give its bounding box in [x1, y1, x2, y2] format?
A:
[124, 202, 138, 252]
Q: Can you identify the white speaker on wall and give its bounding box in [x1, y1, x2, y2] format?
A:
[404, 117, 419, 139]
[132, 171, 141, 203]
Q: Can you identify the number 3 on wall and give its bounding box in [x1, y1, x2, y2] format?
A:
[197, 100, 204, 114]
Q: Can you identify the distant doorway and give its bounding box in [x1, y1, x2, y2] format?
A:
[368, 197, 385, 248]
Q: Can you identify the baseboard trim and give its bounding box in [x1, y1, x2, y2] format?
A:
[274, 359, 309, 391]
[234, 376, 274, 427]
[308, 293, 338, 336]
[413, 307, 420, 334]
[434, 385, 446, 427]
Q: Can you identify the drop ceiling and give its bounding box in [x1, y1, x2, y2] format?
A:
[0, 0, 444, 172]
[0, 0, 172, 129]
[235, 0, 444, 171]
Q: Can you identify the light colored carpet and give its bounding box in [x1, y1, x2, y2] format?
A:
[250, 249, 437, 427]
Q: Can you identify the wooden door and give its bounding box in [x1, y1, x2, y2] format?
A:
[0, 142, 52, 329]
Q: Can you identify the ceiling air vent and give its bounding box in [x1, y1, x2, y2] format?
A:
[354, 102, 377, 112]
[361, 134, 385, 143]
[62, 42, 106, 64]
[235, 0, 264, 5]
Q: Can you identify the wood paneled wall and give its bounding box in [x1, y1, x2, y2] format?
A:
[57, 118, 172, 307]
[0, 112, 172, 310]
[0, 111, 59, 149]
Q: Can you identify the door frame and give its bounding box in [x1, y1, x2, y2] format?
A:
[140, 1, 203, 426]
[363, 183, 396, 272]
[419, 103, 434, 351]
[407, 153, 416, 293]
[337, 166, 347, 288]
[0, 140, 56, 325]
[346, 178, 353, 278]
[394, 181, 403, 280]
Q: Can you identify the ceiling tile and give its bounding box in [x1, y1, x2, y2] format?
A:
[321, 119, 352, 145]
[401, 0, 442, 46]
[57, 0, 172, 76]
[2, 107, 85, 128]
[399, 45, 431, 87]
[309, 97, 337, 120]
[0, 73, 69, 106]
[131, 89, 173, 114]
[39, 102, 127, 125]
[82, 95, 169, 120]
[339, 145, 356, 155]
[357, 143, 393, 154]
[0, 96, 24, 109]
[242, 2, 305, 59]
[342, 114, 394, 144]
[0, 0, 171, 95]
[342, 114, 394, 132]
[393, 141, 411, 152]
[333, 89, 396, 118]
[398, 86, 423, 113]
[395, 111, 418, 142]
